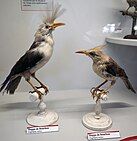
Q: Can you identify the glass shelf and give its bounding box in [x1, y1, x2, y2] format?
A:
[106, 37, 137, 46]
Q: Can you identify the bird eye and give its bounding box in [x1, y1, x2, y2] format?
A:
[89, 52, 96, 56]
[45, 25, 49, 29]
[89, 52, 99, 57]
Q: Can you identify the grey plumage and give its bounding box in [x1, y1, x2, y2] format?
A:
[105, 58, 136, 93]
[76, 45, 136, 94]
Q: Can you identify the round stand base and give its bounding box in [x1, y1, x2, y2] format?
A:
[26, 111, 59, 126]
[82, 112, 112, 131]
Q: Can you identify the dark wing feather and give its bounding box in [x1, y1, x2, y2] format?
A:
[0, 50, 43, 94]
[105, 63, 117, 76]
[10, 51, 43, 76]
[105, 58, 126, 77]
[29, 41, 41, 50]
[29, 37, 45, 50]
[105, 58, 136, 93]
[0, 40, 44, 94]
[4, 76, 22, 94]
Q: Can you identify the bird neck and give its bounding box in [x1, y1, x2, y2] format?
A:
[92, 54, 110, 64]
[92, 58, 101, 63]
[44, 34, 54, 46]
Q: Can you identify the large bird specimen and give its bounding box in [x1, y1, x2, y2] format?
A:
[0, 2, 65, 100]
[76, 45, 136, 101]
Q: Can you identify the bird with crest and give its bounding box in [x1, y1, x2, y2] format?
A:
[0, 1, 65, 100]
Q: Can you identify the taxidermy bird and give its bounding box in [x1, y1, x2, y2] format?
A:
[0, 2, 65, 100]
[126, 0, 137, 11]
[76, 45, 136, 98]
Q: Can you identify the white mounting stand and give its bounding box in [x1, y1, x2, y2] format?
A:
[82, 88, 112, 131]
[26, 88, 58, 126]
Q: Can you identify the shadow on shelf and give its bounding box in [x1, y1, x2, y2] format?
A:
[0, 101, 134, 113]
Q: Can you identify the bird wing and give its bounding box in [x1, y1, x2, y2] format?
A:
[29, 41, 41, 50]
[0, 41, 43, 94]
[10, 50, 43, 76]
[105, 58, 136, 93]
[29, 37, 45, 50]
[105, 58, 127, 78]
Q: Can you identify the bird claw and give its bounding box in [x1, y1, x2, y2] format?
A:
[90, 87, 101, 100]
[96, 90, 109, 103]
[41, 85, 49, 94]
[36, 85, 49, 94]
[37, 91, 43, 100]
[29, 85, 49, 95]
[90, 87, 109, 103]
[29, 90, 34, 93]
[100, 89, 109, 95]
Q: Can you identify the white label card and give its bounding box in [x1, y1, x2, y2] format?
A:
[21, 0, 52, 11]
[26, 125, 59, 134]
[87, 131, 120, 140]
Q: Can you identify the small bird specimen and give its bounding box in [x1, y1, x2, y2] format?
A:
[126, 0, 137, 11]
[0, 2, 65, 100]
[76, 45, 136, 100]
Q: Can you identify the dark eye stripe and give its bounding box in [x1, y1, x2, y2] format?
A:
[45, 25, 49, 28]
[89, 52, 96, 56]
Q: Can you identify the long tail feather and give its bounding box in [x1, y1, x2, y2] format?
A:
[4, 76, 22, 94]
[0, 75, 11, 93]
[122, 77, 136, 93]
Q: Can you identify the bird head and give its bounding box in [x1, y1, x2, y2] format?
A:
[76, 45, 106, 62]
[35, 2, 65, 37]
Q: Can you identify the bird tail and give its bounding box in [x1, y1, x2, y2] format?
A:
[121, 77, 136, 93]
[0, 74, 11, 93]
[0, 75, 22, 94]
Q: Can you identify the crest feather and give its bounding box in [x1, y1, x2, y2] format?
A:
[92, 44, 107, 51]
[43, 1, 66, 24]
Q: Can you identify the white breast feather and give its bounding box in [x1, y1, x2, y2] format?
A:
[30, 41, 53, 73]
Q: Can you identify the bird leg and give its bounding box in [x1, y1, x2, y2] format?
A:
[26, 79, 43, 100]
[90, 80, 108, 99]
[126, 6, 130, 12]
[31, 74, 49, 94]
[104, 80, 116, 92]
[95, 89, 108, 103]
[94, 80, 116, 103]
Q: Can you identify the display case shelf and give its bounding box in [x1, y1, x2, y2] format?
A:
[0, 89, 137, 141]
[106, 37, 137, 46]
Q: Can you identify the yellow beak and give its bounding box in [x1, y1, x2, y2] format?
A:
[75, 50, 89, 55]
[52, 22, 65, 29]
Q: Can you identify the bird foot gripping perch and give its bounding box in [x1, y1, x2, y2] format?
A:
[82, 88, 112, 131]
[90, 87, 109, 103]
[29, 85, 49, 98]
[26, 87, 58, 126]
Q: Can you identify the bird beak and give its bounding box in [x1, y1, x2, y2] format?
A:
[75, 50, 89, 55]
[52, 22, 65, 29]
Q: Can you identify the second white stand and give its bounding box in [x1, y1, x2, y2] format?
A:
[82, 89, 112, 131]
[82, 112, 112, 131]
